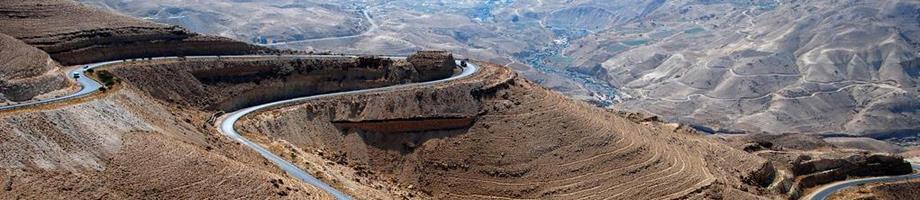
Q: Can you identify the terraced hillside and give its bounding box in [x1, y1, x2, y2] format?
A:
[235, 62, 775, 199]
[0, 0, 266, 65]
[0, 33, 72, 103]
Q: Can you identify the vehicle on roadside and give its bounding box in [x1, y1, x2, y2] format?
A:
[72, 72, 80, 79]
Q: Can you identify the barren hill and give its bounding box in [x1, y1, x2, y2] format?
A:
[0, 0, 267, 65]
[0, 33, 72, 103]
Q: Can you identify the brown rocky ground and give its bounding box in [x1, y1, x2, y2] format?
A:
[828, 179, 920, 200]
[0, 0, 268, 65]
[234, 61, 777, 199]
[725, 134, 914, 199]
[0, 33, 73, 103]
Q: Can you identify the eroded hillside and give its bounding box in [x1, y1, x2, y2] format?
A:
[0, 33, 73, 104]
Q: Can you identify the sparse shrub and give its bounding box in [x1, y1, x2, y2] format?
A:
[357, 56, 393, 67]
[96, 70, 119, 88]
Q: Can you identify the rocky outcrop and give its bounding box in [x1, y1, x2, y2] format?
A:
[406, 50, 457, 81]
[792, 153, 913, 178]
[0, 0, 268, 65]
[0, 33, 70, 102]
[786, 152, 913, 198]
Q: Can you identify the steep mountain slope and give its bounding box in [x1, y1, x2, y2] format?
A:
[0, 0, 267, 65]
[80, 0, 920, 139]
[0, 33, 72, 103]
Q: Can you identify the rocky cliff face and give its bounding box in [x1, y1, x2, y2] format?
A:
[0, 33, 71, 103]
[0, 0, 267, 65]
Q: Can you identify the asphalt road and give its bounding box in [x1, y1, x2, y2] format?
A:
[216, 59, 477, 200]
[0, 60, 113, 111]
[803, 164, 920, 200]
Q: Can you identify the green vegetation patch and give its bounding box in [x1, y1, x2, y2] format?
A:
[96, 70, 120, 89]
[622, 39, 649, 46]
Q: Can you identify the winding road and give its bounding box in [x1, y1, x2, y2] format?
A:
[1, 54, 477, 199]
[0, 60, 112, 111]
[803, 164, 920, 200]
[216, 59, 476, 199]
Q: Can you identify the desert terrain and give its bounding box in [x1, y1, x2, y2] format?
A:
[0, 0, 917, 199]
